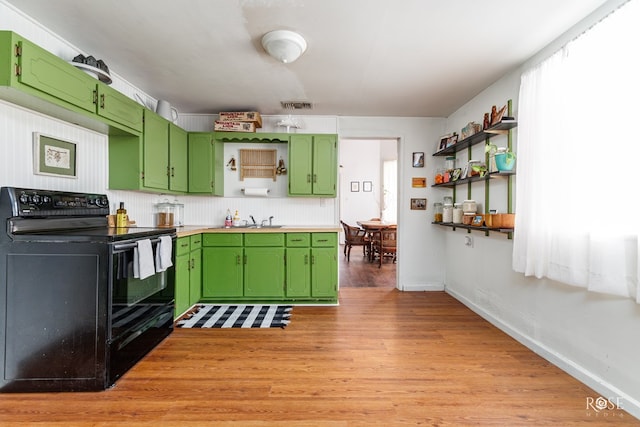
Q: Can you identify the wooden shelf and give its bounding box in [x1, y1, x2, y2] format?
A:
[214, 132, 289, 144]
[431, 170, 515, 188]
[432, 120, 517, 157]
[432, 222, 514, 235]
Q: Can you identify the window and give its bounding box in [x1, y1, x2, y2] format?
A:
[513, 0, 640, 302]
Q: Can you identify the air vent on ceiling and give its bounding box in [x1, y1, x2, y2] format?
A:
[281, 101, 313, 110]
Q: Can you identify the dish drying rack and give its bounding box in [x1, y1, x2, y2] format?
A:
[239, 149, 277, 181]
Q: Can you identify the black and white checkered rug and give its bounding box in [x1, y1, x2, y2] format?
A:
[176, 304, 292, 329]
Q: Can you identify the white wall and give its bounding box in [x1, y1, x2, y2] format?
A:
[339, 138, 383, 227]
[3, 0, 638, 419]
[443, 0, 640, 418]
[338, 117, 447, 291]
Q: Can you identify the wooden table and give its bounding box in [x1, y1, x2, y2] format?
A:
[356, 221, 397, 262]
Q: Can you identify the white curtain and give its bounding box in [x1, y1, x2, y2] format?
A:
[513, 0, 640, 302]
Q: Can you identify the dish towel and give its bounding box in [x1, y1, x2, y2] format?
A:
[133, 239, 155, 280]
[155, 235, 173, 272]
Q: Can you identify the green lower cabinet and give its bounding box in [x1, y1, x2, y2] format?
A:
[244, 247, 285, 297]
[174, 235, 203, 319]
[174, 251, 191, 318]
[285, 247, 311, 297]
[311, 247, 338, 297]
[201, 232, 337, 303]
[202, 246, 244, 297]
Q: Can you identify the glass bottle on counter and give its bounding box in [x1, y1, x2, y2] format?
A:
[116, 202, 127, 228]
[433, 202, 443, 222]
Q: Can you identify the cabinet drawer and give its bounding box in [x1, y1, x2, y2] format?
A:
[203, 233, 243, 247]
[312, 233, 337, 247]
[244, 233, 285, 247]
[190, 234, 202, 250]
[176, 237, 191, 256]
[286, 233, 310, 247]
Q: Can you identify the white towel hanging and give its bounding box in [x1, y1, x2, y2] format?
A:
[155, 235, 173, 272]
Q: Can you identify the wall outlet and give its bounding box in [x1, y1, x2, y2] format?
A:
[464, 235, 474, 248]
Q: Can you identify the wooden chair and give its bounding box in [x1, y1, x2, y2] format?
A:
[340, 221, 369, 262]
[372, 228, 397, 268]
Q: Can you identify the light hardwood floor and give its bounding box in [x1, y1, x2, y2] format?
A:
[0, 248, 637, 426]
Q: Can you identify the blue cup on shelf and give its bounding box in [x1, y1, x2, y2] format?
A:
[495, 152, 516, 171]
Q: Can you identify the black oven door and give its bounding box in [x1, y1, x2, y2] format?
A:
[107, 236, 175, 386]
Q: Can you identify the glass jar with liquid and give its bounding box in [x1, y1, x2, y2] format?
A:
[433, 202, 443, 222]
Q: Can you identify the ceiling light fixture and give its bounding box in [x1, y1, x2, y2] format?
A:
[261, 30, 307, 64]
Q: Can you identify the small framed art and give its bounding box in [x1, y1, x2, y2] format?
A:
[350, 181, 360, 192]
[33, 132, 77, 178]
[410, 198, 427, 210]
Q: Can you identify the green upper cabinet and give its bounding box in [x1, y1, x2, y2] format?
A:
[188, 132, 224, 195]
[0, 31, 142, 135]
[109, 110, 189, 193]
[169, 123, 188, 192]
[96, 83, 143, 133]
[143, 109, 170, 190]
[17, 37, 96, 113]
[289, 134, 337, 197]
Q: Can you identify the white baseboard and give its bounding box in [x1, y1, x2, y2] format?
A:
[445, 287, 640, 421]
[401, 283, 445, 292]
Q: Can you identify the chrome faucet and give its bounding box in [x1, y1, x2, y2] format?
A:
[269, 216, 274, 226]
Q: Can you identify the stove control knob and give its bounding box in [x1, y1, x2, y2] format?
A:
[42, 195, 51, 205]
[96, 197, 109, 208]
[31, 194, 42, 205]
[19, 194, 30, 205]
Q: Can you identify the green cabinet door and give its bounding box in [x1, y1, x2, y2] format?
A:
[143, 109, 170, 190]
[286, 247, 311, 297]
[288, 134, 337, 197]
[175, 252, 191, 318]
[169, 123, 188, 192]
[288, 134, 313, 195]
[244, 247, 285, 298]
[188, 132, 224, 195]
[311, 247, 337, 297]
[202, 247, 244, 297]
[18, 38, 96, 113]
[96, 83, 144, 133]
[312, 135, 337, 196]
[189, 248, 202, 305]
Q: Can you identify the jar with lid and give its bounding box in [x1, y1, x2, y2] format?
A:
[443, 196, 453, 206]
[462, 200, 477, 214]
[433, 202, 443, 222]
[154, 201, 175, 228]
[453, 203, 464, 223]
[442, 204, 453, 223]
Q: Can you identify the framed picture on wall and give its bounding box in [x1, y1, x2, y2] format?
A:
[362, 181, 372, 192]
[412, 152, 425, 167]
[410, 198, 427, 210]
[350, 181, 360, 192]
[32, 132, 77, 178]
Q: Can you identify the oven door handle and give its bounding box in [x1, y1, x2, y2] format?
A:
[113, 237, 171, 252]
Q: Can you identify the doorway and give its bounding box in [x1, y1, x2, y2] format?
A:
[338, 138, 399, 287]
